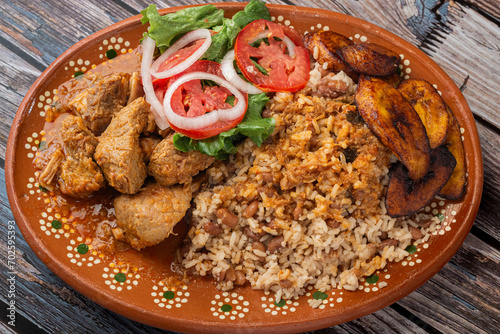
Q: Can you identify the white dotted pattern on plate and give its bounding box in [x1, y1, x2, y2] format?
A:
[211, 292, 250, 320]
[98, 37, 132, 59]
[260, 293, 298, 315]
[152, 284, 189, 309]
[102, 265, 140, 292]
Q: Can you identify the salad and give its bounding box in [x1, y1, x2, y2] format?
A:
[140, 0, 310, 159]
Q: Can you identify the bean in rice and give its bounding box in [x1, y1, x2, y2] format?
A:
[181, 65, 439, 304]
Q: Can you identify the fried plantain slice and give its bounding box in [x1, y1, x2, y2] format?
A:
[386, 146, 456, 218]
[398, 79, 449, 149]
[438, 107, 467, 199]
[303, 30, 359, 81]
[355, 75, 431, 180]
[338, 42, 400, 76]
[379, 72, 402, 88]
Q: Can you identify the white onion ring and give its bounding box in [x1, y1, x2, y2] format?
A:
[251, 30, 296, 58]
[150, 29, 212, 79]
[140, 35, 169, 129]
[163, 72, 247, 130]
[221, 50, 263, 94]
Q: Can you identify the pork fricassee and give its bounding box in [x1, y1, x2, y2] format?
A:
[36, 54, 213, 251]
[34, 1, 466, 302]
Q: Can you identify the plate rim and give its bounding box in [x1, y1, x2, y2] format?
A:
[5, 2, 484, 333]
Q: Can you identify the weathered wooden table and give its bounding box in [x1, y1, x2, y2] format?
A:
[1, 0, 498, 333]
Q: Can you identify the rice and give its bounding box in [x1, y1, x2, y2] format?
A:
[180, 65, 439, 304]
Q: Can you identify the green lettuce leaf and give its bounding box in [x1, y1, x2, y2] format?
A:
[141, 1, 271, 61]
[202, 0, 270, 63]
[173, 129, 242, 160]
[141, 4, 224, 52]
[232, 0, 271, 28]
[203, 18, 241, 63]
[173, 93, 274, 159]
[143, 1, 274, 159]
[238, 92, 273, 146]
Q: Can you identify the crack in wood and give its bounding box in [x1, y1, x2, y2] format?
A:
[455, 0, 500, 26]
[417, 2, 453, 51]
[332, 0, 351, 15]
[0, 35, 46, 73]
[390, 303, 443, 334]
[452, 295, 478, 310]
[473, 113, 500, 137]
[109, 0, 140, 16]
[0, 299, 48, 334]
[448, 262, 477, 281]
[403, 0, 450, 43]
[459, 74, 470, 91]
[470, 225, 500, 252]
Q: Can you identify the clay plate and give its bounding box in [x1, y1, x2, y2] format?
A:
[6, 3, 483, 333]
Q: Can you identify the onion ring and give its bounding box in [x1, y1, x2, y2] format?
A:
[221, 50, 263, 94]
[140, 35, 169, 129]
[163, 72, 247, 130]
[150, 29, 212, 79]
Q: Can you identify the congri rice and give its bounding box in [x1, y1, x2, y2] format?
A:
[179, 63, 440, 305]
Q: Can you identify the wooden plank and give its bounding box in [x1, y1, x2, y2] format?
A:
[0, 0, 135, 68]
[462, 0, 500, 22]
[309, 307, 431, 333]
[336, 307, 429, 334]
[0, 322, 17, 334]
[0, 46, 40, 162]
[473, 121, 500, 241]
[421, 3, 500, 127]
[120, 0, 432, 46]
[0, 0, 498, 333]
[397, 233, 500, 334]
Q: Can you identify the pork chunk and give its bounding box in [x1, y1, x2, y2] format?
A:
[94, 97, 151, 194]
[139, 136, 162, 163]
[127, 71, 144, 105]
[148, 136, 215, 187]
[57, 115, 105, 197]
[56, 72, 130, 135]
[114, 183, 191, 250]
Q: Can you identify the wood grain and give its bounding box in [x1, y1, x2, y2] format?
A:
[397, 233, 500, 334]
[474, 121, 500, 241]
[0, 47, 40, 162]
[0, 0, 498, 333]
[421, 3, 500, 127]
[0, 322, 17, 334]
[0, 1, 132, 67]
[463, 0, 500, 22]
[332, 307, 429, 334]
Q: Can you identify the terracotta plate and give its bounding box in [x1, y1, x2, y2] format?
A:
[6, 3, 483, 333]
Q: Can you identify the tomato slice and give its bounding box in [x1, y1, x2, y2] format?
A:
[234, 19, 310, 92]
[151, 39, 205, 88]
[281, 24, 305, 48]
[164, 61, 247, 140]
